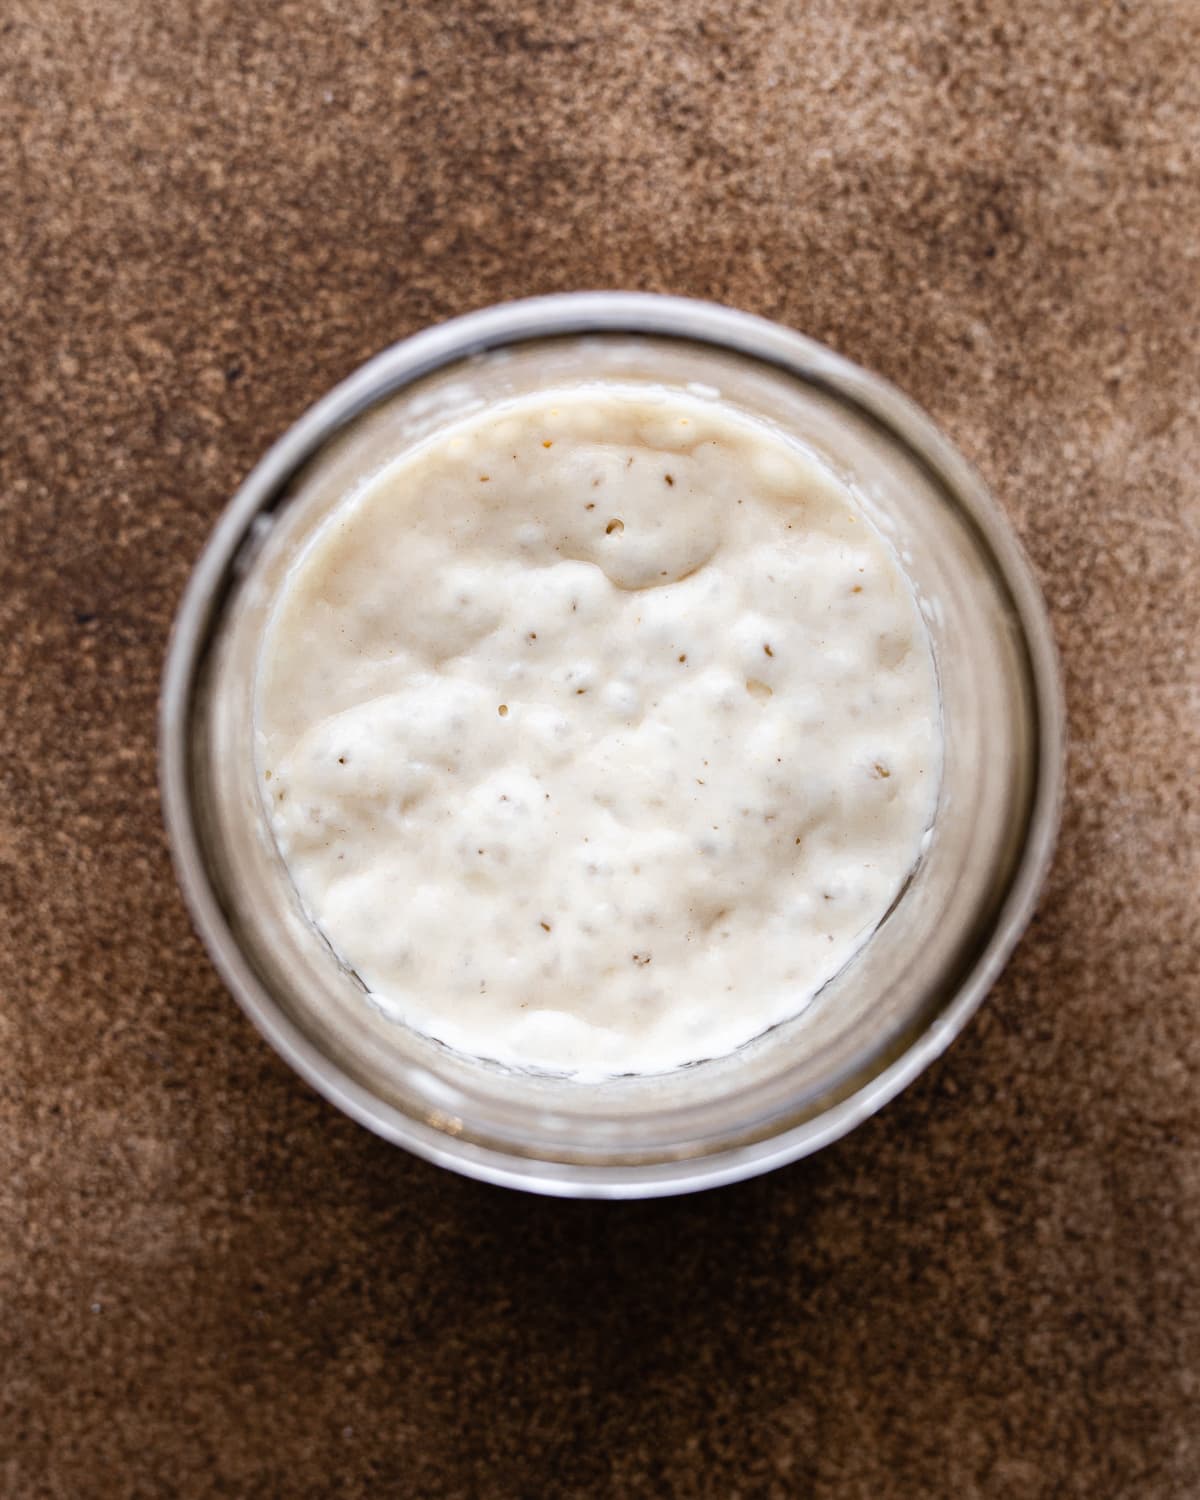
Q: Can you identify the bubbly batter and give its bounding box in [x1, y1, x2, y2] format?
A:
[257, 386, 941, 1077]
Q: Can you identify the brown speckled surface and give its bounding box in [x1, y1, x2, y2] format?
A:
[3, 1, 1199, 1495]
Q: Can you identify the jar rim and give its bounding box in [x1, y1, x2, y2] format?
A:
[160, 292, 1065, 1198]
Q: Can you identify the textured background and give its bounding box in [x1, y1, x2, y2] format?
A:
[4, 1, 1199, 1496]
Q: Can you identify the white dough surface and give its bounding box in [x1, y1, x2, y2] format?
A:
[257, 387, 941, 1077]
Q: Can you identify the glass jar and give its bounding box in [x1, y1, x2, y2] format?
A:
[160, 294, 1064, 1197]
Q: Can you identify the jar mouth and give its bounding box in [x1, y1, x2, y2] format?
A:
[160, 292, 1065, 1198]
